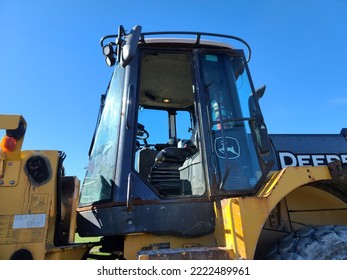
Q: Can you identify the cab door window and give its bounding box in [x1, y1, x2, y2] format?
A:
[200, 52, 263, 194]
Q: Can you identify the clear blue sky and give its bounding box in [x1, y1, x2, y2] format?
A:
[1, 0, 346, 180]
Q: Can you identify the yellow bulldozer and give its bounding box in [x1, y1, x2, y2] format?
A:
[1, 25, 347, 260]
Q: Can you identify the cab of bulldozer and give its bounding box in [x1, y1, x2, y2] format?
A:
[76, 26, 273, 238]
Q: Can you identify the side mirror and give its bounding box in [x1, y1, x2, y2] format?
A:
[256, 120, 270, 155]
[255, 85, 266, 100]
[249, 85, 270, 155]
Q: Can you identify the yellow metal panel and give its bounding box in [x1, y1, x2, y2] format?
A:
[0, 156, 21, 186]
[218, 166, 339, 259]
[0, 150, 59, 259]
[257, 166, 332, 197]
[286, 186, 347, 229]
[0, 115, 22, 130]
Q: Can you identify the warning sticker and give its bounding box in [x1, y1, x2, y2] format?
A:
[0, 214, 46, 244]
[0, 193, 50, 245]
[0, 214, 46, 245]
[13, 214, 46, 229]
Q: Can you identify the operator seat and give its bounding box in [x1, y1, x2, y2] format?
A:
[148, 130, 199, 196]
[137, 138, 177, 180]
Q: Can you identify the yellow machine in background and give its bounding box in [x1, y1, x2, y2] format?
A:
[1, 25, 347, 260]
[0, 115, 90, 259]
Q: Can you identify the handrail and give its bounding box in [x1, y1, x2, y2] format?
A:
[100, 28, 252, 62]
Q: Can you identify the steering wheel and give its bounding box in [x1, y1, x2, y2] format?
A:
[137, 123, 149, 140]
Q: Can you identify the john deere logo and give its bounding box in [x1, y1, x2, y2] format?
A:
[215, 137, 240, 159]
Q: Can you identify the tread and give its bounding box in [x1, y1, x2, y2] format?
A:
[264, 225, 347, 260]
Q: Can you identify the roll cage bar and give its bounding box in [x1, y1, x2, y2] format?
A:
[100, 25, 252, 63]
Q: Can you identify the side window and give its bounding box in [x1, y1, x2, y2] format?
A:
[138, 109, 168, 145]
[137, 109, 192, 148]
[134, 107, 205, 197]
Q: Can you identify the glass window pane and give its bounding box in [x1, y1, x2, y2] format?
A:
[79, 65, 125, 206]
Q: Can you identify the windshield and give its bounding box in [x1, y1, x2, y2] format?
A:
[79, 65, 125, 206]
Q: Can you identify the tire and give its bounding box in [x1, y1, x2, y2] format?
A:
[263, 225, 347, 260]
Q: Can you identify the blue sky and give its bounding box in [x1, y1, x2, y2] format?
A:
[1, 0, 346, 180]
